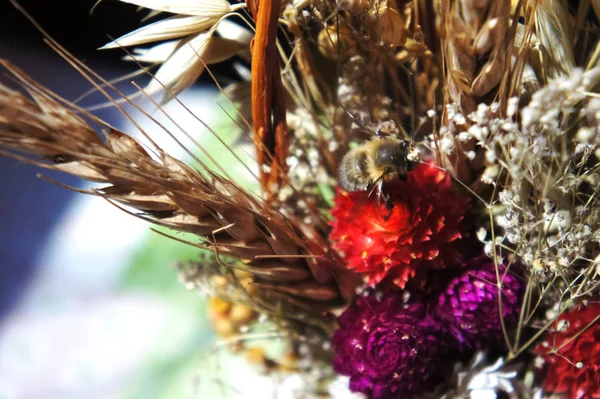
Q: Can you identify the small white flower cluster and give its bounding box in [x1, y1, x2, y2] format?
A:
[176, 260, 248, 300]
[443, 69, 600, 290]
[279, 107, 336, 226]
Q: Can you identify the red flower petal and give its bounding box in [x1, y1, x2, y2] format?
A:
[534, 303, 600, 399]
[329, 162, 471, 288]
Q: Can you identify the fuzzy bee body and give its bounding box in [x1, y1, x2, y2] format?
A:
[338, 137, 416, 192]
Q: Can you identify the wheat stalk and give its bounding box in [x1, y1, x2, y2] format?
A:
[0, 60, 358, 333]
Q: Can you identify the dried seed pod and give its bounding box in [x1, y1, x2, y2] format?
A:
[340, 0, 371, 12]
[373, 7, 407, 47]
[403, 37, 430, 55]
[209, 296, 257, 339]
[317, 23, 356, 60]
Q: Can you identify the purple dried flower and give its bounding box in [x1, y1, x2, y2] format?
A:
[436, 256, 524, 349]
[332, 293, 446, 399]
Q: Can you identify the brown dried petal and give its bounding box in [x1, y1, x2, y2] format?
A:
[374, 7, 407, 47]
[245, 259, 311, 282]
[53, 162, 108, 182]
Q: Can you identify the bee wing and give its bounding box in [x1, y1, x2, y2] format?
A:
[367, 173, 385, 198]
[345, 173, 392, 221]
[370, 174, 396, 220]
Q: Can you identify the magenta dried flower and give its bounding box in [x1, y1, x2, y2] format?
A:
[332, 293, 446, 398]
[436, 256, 524, 349]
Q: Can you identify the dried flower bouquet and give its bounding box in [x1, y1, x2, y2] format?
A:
[2, 0, 600, 397]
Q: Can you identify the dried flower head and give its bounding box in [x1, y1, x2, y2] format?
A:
[4, 0, 600, 396]
[534, 303, 600, 399]
[329, 163, 470, 288]
[332, 292, 446, 398]
[435, 256, 525, 350]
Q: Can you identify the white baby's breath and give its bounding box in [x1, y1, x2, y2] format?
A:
[438, 353, 526, 399]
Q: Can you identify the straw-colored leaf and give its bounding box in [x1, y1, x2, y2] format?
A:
[204, 37, 249, 64]
[122, 40, 179, 63]
[100, 15, 216, 49]
[117, 0, 243, 16]
[213, 19, 252, 62]
[143, 29, 249, 101]
[373, 7, 407, 47]
[215, 18, 253, 44]
[144, 31, 214, 100]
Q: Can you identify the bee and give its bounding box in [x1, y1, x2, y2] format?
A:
[338, 136, 419, 200]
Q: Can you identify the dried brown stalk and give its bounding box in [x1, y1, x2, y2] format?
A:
[0, 60, 357, 331]
[247, 0, 290, 195]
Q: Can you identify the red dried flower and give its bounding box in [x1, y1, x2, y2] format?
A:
[329, 162, 470, 288]
[534, 303, 600, 399]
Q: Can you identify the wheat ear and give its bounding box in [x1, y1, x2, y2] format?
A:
[0, 60, 358, 330]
